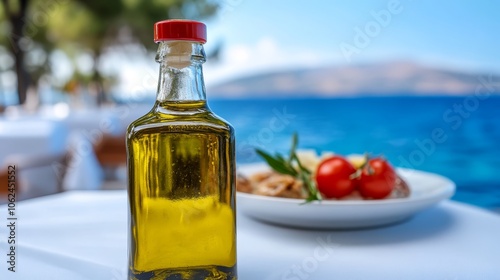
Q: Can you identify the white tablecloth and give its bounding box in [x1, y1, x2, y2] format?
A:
[0, 105, 129, 191]
[0, 191, 499, 280]
[0, 119, 68, 163]
[29, 105, 124, 136]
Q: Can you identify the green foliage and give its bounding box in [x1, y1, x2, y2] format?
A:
[0, 0, 219, 100]
[41, 0, 218, 53]
[255, 133, 323, 203]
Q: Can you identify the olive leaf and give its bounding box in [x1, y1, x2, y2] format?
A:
[255, 149, 297, 176]
[255, 133, 322, 203]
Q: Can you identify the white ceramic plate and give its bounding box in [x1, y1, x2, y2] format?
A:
[237, 163, 455, 229]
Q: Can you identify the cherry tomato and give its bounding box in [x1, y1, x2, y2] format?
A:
[359, 158, 396, 199]
[315, 156, 357, 198]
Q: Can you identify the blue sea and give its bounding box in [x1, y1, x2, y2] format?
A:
[209, 96, 500, 211]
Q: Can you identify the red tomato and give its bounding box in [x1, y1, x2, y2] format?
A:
[359, 158, 396, 199]
[315, 156, 357, 198]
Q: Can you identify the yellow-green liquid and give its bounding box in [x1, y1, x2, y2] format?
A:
[127, 101, 236, 280]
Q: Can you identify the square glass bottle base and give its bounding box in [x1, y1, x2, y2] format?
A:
[129, 265, 237, 280]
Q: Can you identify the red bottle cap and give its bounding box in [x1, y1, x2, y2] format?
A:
[154, 20, 207, 43]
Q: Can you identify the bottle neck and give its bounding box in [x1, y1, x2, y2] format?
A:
[155, 41, 207, 104]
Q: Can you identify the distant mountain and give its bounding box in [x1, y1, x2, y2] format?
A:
[208, 61, 500, 97]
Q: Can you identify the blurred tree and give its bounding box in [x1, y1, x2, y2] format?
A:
[1, 0, 30, 104]
[0, 0, 219, 105]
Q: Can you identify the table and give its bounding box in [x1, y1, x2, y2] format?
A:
[0, 118, 68, 162]
[7, 104, 125, 136]
[0, 105, 129, 192]
[1, 191, 499, 280]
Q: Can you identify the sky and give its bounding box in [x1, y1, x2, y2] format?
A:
[198, 0, 500, 86]
[54, 0, 500, 97]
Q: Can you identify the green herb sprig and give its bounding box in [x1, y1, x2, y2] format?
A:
[255, 133, 322, 203]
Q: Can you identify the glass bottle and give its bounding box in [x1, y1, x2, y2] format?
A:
[127, 20, 237, 280]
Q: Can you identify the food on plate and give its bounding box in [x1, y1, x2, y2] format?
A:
[237, 133, 410, 202]
[316, 156, 357, 199]
[238, 172, 305, 198]
[358, 157, 397, 199]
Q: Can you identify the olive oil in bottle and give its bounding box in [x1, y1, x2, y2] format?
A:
[127, 20, 237, 280]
